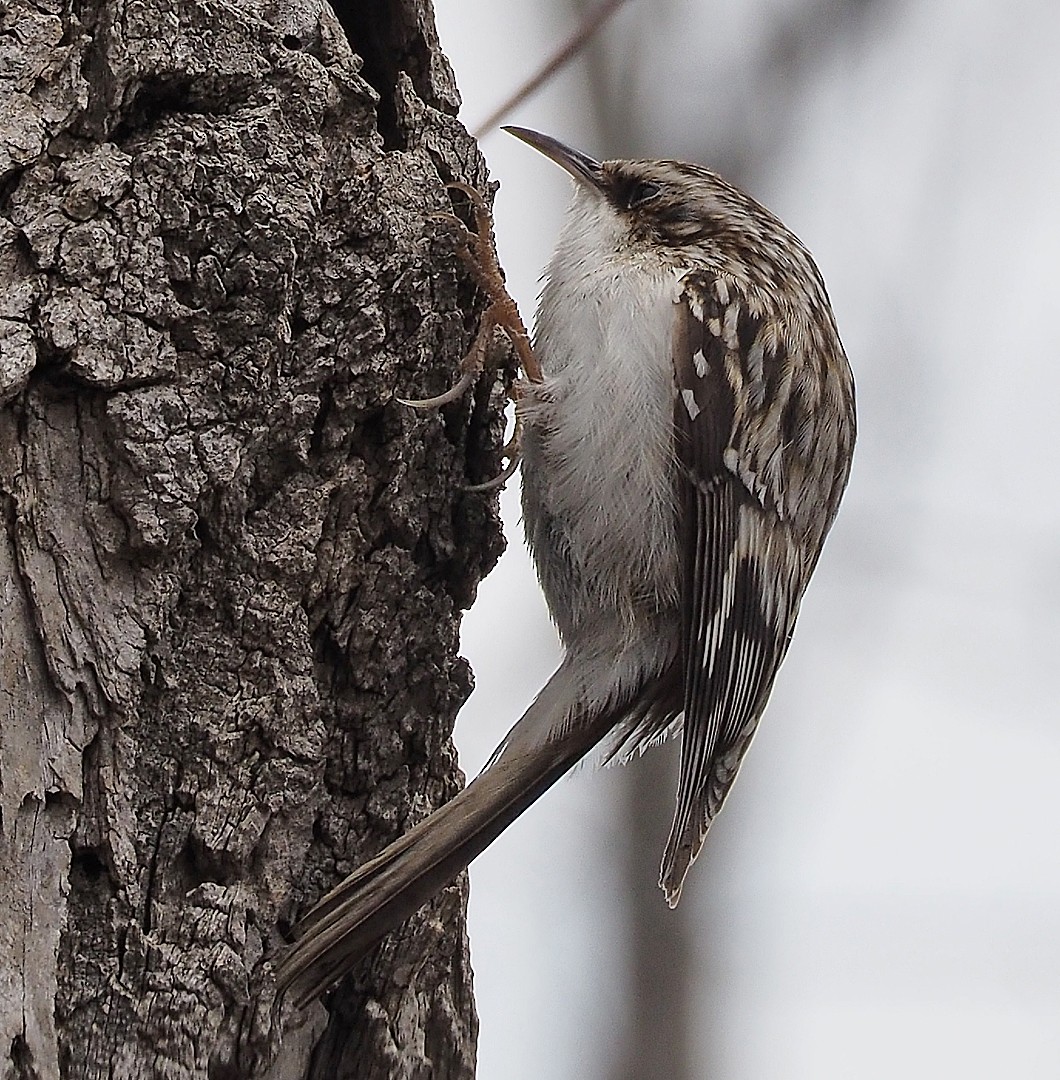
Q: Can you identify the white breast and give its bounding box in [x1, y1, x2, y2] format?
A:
[522, 189, 684, 627]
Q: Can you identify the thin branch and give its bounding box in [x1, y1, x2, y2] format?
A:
[472, 0, 631, 138]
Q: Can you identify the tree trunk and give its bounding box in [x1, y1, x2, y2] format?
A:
[0, 1, 503, 1076]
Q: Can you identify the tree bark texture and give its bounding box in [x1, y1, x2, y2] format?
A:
[0, 1, 504, 1076]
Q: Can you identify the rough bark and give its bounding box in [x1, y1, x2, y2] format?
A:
[0, 0, 504, 1076]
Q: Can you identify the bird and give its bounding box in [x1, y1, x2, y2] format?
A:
[275, 126, 856, 1008]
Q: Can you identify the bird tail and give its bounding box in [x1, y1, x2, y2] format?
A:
[274, 661, 617, 1009]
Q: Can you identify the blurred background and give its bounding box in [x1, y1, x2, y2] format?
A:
[432, 2, 1060, 1077]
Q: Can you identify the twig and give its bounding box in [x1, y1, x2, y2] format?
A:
[472, 0, 631, 138]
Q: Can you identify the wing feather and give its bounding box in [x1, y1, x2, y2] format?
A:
[661, 272, 841, 905]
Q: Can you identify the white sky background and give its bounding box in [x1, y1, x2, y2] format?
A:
[432, 2, 1060, 1077]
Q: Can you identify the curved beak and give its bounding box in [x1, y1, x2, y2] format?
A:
[503, 126, 604, 190]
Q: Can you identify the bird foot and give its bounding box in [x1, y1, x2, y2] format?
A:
[399, 182, 541, 490]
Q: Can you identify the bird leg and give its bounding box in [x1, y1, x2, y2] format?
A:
[399, 182, 541, 489]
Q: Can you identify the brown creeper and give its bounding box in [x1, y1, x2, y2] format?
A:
[275, 128, 856, 1007]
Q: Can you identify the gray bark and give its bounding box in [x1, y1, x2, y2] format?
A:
[0, 0, 503, 1076]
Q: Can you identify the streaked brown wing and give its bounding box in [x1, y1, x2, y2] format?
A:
[662, 272, 809, 905]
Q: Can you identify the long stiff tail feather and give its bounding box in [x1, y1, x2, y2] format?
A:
[274, 663, 619, 1008]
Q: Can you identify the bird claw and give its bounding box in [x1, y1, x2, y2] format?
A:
[397, 368, 478, 410]
[462, 412, 524, 492]
[399, 181, 542, 490]
[429, 210, 468, 233]
[463, 448, 521, 493]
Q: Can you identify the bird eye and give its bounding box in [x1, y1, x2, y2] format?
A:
[627, 180, 662, 208]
